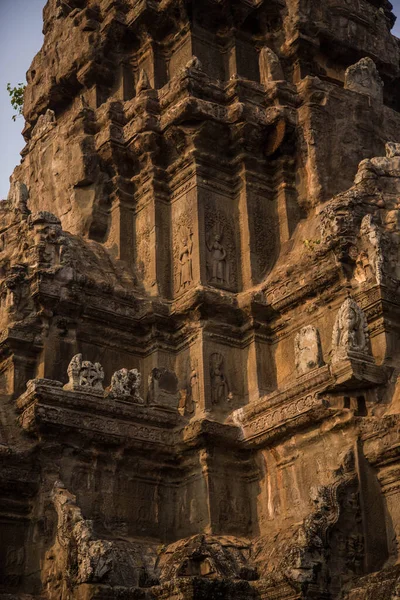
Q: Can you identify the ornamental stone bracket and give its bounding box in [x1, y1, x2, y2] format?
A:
[327, 298, 387, 392]
[327, 357, 387, 393]
[233, 365, 336, 448]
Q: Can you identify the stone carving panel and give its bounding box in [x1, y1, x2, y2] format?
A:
[28, 211, 62, 268]
[210, 353, 231, 405]
[135, 208, 152, 285]
[178, 230, 193, 292]
[354, 215, 383, 285]
[344, 57, 383, 102]
[332, 298, 370, 364]
[179, 359, 200, 416]
[205, 204, 237, 291]
[64, 354, 104, 396]
[295, 325, 324, 376]
[173, 199, 195, 295]
[108, 368, 143, 403]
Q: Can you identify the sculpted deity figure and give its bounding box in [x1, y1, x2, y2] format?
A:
[332, 298, 370, 363]
[210, 353, 230, 404]
[207, 231, 228, 286]
[178, 231, 193, 291]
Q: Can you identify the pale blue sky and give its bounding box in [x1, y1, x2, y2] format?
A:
[1, 1, 400, 199]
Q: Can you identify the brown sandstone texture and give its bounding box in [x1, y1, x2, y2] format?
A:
[2, 0, 400, 598]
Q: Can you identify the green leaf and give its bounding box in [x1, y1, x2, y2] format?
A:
[6, 82, 26, 121]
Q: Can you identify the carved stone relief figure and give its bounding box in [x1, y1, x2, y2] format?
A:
[178, 230, 193, 291]
[331, 299, 370, 363]
[259, 47, 284, 85]
[185, 361, 200, 415]
[135, 210, 151, 284]
[207, 231, 228, 286]
[189, 365, 200, 410]
[28, 211, 62, 268]
[383, 210, 400, 281]
[205, 205, 236, 290]
[354, 250, 372, 284]
[210, 353, 231, 405]
[108, 368, 143, 403]
[357, 215, 383, 284]
[295, 325, 324, 376]
[64, 354, 104, 395]
[344, 57, 383, 103]
[173, 202, 194, 294]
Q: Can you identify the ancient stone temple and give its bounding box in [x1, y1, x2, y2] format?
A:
[3, 0, 400, 598]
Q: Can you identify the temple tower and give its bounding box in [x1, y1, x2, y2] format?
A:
[2, 1, 400, 598]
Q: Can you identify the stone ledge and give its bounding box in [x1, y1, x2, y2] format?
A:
[328, 357, 387, 392]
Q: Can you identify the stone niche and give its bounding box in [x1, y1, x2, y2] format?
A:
[202, 191, 241, 293]
[192, 27, 226, 81]
[207, 457, 255, 537]
[172, 188, 198, 298]
[175, 346, 203, 418]
[205, 342, 247, 414]
[167, 469, 210, 540]
[134, 200, 157, 294]
[169, 32, 194, 79]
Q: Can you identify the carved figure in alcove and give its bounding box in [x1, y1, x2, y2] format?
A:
[205, 205, 237, 288]
[187, 364, 200, 414]
[178, 231, 193, 291]
[354, 250, 373, 284]
[332, 298, 370, 363]
[179, 361, 200, 415]
[206, 228, 229, 286]
[210, 353, 230, 404]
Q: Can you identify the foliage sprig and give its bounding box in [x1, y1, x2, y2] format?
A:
[6, 83, 26, 121]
